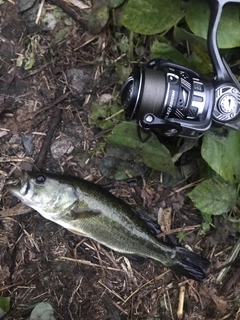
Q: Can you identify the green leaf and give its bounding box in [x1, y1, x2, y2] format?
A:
[0, 297, 10, 318]
[189, 46, 212, 75]
[54, 26, 71, 43]
[88, 0, 109, 33]
[151, 41, 190, 67]
[173, 27, 212, 74]
[173, 26, 208, 51]
[178, 231, 185, 241]
[185, 0, 240, 49]
[89, 102, 124, 130]
[202, 130, 240, 183]
[105, 122, 174, 174]
[121, 0, 182, 35]
[188, 176, 237, 219]
[115, 63, 132, 83]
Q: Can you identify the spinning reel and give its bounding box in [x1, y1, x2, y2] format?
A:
[121, 0, 240, 138]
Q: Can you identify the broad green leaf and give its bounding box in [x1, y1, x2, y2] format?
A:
[121, 0, 182, 35]
[185, 0, 240, 49]
[0, 297, 10, 318]
[89, 102, 124, 129]
[172, 138, 198, 163]
[202, 130, 240, 183]
[173, 26, 208, 51]
[188, 176, 237, 219]
[105, 122, 174, 174]
[151, 41, 190, 67]
[189, 46, 212, 75]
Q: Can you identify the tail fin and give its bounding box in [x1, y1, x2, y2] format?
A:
[169, 247, 210, 282]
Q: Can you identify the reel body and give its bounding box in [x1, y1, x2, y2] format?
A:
[121, 0, 240, 138]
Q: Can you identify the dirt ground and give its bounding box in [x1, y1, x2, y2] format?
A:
[0, 1, 240, 319]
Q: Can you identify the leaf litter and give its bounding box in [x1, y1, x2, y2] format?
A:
[0, 1, 239, 319]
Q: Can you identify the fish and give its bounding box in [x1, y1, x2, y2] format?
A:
[9, 171, 210, 282]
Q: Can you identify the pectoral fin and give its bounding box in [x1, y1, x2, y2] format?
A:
[70, 209, 102, 220]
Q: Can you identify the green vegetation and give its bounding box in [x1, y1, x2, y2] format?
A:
[88, 0, 240, 229]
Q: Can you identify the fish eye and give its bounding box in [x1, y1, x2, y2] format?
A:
[35, 175, 46, 184]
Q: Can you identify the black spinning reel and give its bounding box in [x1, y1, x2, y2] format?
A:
[121, 0, 240, 138]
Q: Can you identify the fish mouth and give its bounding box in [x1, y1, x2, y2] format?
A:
[8, 171, 34, 200]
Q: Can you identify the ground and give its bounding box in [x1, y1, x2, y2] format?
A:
[0, 1, 240, 319]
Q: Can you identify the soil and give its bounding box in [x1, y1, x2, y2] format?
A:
[0, 1, 240, 320]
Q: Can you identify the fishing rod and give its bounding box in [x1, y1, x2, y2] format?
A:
[121, 0, 240, 139]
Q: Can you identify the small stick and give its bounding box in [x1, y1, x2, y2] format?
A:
[0, 156, 34, 163]
[35, 107, 62, 169]
[166, 289, 174, 320]
[122, 270, 170, 305]
[105, 109, 124, 121]
[32, 92, 69, 118]
[0, 281, 24, 292]
[167, 179, 205, 197]
[48, 0, 89, 29]
[59, 256, 124, 272]
[36, 0, 45, 24]
[177, 286, 185, 319]
[156, 224, 201, 238]
[216, 237, 240, 283]
[98, 279, 125, 302]
[0, 203, 32, 217]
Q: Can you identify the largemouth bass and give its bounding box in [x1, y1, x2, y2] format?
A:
[9, 171, 209, 282]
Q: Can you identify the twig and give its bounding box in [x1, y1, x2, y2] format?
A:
[0, 203, 32, 217]
[105, 109, 124, 121]
[0, 281, 24, 292]
[68, 277, 83, 320]
[177, 286, 185, 319]
[216, 237, 240, 283]
[32, 92, 69, 118]
[91, 240, 106, 278]
[0, 156, 34, 163]
[35, 107, 62, 169]
[48, 0, 89, 29]
[98, 279, 125, 302]
[167, 179, 205, 197]
[221, 267, 240, 295]
[122, 270, 170, 305]
[156, 224, 201, 238]
[166, 289, 175, 320]
[59, 256, 124, 272]
[36, 0, 45, 24]
[108, 299, 128, 315]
